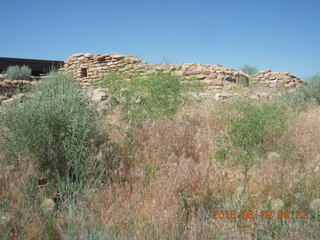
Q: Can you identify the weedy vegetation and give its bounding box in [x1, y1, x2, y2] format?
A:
[4, 65, 32, 80]
[215, 97, 288, 193]
[98, 71, 199, 124]
[1, 70, 320, 239]
[0, 73, 105, 189]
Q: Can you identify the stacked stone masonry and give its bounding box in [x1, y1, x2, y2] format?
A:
[60, 53, 303, 89]
[0, 79, 38, 94]
[253, 70, 302, 88]
[60, 53, 151, 85]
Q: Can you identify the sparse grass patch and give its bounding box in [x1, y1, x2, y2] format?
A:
[302, 74, 320, 104]
[283, 74, 320, 110]
[57, 204, 110, 240]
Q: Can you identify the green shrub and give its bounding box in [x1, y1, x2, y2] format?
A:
[5, 65, 31, 80]
[99, 71, 189, 123]
[240, 64, 258, 75]
[0, 72, 101, 185]
[227, 100, 286, 155]
[216, 98, 287, 191]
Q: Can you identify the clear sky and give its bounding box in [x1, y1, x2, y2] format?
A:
[1, 0, 319, 79]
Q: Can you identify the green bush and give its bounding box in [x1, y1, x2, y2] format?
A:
[0, 72, 100, 184]
[216, 98, 287, 191]
[5, 65, 32, 80]
[99, 71, 188, 123]
[220, 98, 287, 160]
[240, 64, 258, 75]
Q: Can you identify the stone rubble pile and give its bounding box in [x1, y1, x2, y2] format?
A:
[253, 70, 303, 88]
[0, 76, 41, 105]
[170, 63, 249, 89]
[0, 79, 37, 94]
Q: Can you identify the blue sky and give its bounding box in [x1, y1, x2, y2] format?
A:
[1, 0, 319, 79]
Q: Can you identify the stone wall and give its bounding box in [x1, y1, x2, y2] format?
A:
[60, 53, 151, 85]
[60, 53, 249, 88]
[60, 53, 303, 89]
[0, 75, 41, 105]
[167, 63, 249, 89]
[0, 78, 38, 94]
[253, 70, 303, 88]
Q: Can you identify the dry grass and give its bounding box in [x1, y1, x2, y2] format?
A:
[0, 158, 46, 239]
[78, 100, 320, 239]
[1, 95, 320, 239]
[285, 104, 320, 160]
[87, 104, 226, 227]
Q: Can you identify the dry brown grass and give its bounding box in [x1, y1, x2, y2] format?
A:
[286, 104, 320, 160]
[2, 97, 320, 239]
[87, 104, 228, 229]
[0, 159, 46, 239]
[82, 100, 320, 239]
[73, 100, 313, 238]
